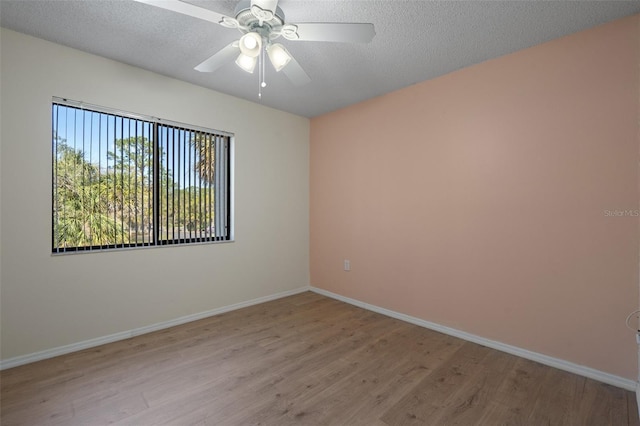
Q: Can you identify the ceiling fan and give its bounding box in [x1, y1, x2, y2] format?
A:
[133, 0, 376, 90]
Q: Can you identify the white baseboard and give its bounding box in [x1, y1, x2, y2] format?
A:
[310, 286, 638, 392]
[0, 286, 310, 370]
[4, 285, 637, 392]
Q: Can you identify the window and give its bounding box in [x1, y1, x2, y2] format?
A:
[52, 98, 232, 253]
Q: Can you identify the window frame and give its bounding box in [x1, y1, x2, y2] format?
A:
[51, 97, 234, 254]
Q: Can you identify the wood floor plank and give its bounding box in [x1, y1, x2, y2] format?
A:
[427, 349, 517, 425]
[341, 333, 465, 426]
[628, 391, 640, 426]
[0, 397, 73, 426]
[380, 342, 493, 425]
[474, 356, 550, 425]
[1, 291, 635, 425]
[260, 320, 438, 421]
[526, 367, 579, 425]
[579, 379, 631, 426]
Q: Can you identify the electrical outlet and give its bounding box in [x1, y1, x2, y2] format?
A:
[344, 259, 351, 271]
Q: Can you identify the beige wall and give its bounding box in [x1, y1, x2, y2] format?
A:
[0, 29, 310, 360]
[311, 16, 640, 380]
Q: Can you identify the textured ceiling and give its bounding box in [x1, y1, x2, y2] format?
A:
[1, 0, 640, 117]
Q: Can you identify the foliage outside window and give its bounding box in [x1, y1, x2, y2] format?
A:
[52, 98, 232, 253]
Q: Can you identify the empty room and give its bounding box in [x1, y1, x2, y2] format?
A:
[1, 0, 639, 424]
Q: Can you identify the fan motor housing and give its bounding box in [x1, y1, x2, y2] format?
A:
[234, 0, 285, 35]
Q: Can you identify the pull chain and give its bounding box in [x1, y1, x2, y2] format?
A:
[259, 39, 266, 99]
[258, 46, 262, 99]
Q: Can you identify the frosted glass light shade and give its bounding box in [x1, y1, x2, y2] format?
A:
[239, 32, 262, 58]
[266, 43, 292, 72]
[235, 53, 257, 73]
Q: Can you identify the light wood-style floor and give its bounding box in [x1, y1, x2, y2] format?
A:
[1, 291, 638, 425]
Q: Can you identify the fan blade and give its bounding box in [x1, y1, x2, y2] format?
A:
[281, 54, 311, 86]
[194, 42, 240, 73]
[281, 23, 375, 43]
[132, 0, 238, 28]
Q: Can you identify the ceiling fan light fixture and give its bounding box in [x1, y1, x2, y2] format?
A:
[235, 53, 257, 73]
[135, 0, 374, 90]
[266, 43, 292, 72]
[239, 32, 262, 58]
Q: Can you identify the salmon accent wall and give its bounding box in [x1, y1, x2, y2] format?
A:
[310, 15, 640, 381]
